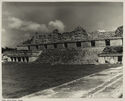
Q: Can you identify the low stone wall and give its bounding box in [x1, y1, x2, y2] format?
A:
[36, 47, 105, 64]
[98, 57, 118, 64]
[3, 50, 42, 63]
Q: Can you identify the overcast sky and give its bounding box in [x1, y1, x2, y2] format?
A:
[2, 2, 123, 48]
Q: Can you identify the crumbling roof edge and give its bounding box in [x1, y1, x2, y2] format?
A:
[98, 53, 123, 57]
[19, 36, 123, 46]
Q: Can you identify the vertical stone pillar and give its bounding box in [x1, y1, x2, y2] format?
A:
[26, 57, 29, 62]
[20, 57, 22, 62]
[17, 57, 19, 62]
[10, 57, 13, 62]
[24, 57, 26, 62]
[14, 57, 16, 62]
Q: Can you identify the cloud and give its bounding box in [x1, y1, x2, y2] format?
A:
[22, 22, 41, 31]
[8, 17, 65, 33]
[8, 17, 22, 29]
[8, 17, 49, 32]
[21, 22, 49, 32]
[48, 20, 65, 32]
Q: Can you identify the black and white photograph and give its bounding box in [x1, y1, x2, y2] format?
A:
[1, 1, 124, 99]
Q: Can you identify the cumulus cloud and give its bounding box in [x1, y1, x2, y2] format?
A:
[8, 17, 49, 32]
[22, 22, 49, 32]
[8, 17, 22, 29]
[48, 20, 65, 32]
[8, 17, 65, 33]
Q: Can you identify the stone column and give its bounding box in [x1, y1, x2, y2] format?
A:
[14, 57, 16, 62]
[26, 57, 29, 62]
[10, 57, 13, 62]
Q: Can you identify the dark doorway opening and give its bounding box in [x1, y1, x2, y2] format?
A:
[10, 57, 13, 62]
[36, 45, 39, 50]
[26, 57, 29, 62]
[44, 44, 47, 49]
[91, 40, 95, 47]
[18, 57, 21, 62]
[105, 39, 110, 46]
[118, 56, 122, 63]
[76, 42, 81, 47]
[28, 46, 30, 50]
[14, 57, 16, 62]
[54, 43, 57, 48]
[64, 43, 68, 48]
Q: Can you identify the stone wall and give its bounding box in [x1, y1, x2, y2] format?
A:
[47, 44, 54, 49]
[36, 47, 104, 64]
[81, 41, 91, 47]
[3, 50, 42, 63]
[110, 39, 122, 46]
[98, 57, 118, 64]
[17, 46, 29, 50]
[67, 43, 76, 48]
[57, 43, 65, 49]
[29, 56, 39, 62]
[30, 45, 38, 50]
[95, 40, 105, 47]
[38, 45, 45, 50]
[21, 37, 123, 51]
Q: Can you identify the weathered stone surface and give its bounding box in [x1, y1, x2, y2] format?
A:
[115, 26, 123, 37]
[3, 26, 123, 64]
[36, 47, 104, 64]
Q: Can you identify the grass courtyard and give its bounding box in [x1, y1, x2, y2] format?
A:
[2, 63, 121, 98]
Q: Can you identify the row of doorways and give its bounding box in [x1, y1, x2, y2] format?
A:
[28, 39, 111, 50]
[10, 57, 29, 62]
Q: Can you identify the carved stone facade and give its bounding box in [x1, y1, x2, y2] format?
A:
[98, 46, 123, 64]
[3, 26, 123, 64]
[17, 37, 123, 51]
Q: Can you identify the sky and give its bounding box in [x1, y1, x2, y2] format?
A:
[2, 2, 123, 48]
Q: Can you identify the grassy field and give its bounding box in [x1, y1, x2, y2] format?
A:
[2, 63, 121, 98]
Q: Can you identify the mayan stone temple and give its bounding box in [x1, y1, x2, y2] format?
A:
[2, 26, 123, 64]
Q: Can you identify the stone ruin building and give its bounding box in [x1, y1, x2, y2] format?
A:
[2, 26, 123, 64]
